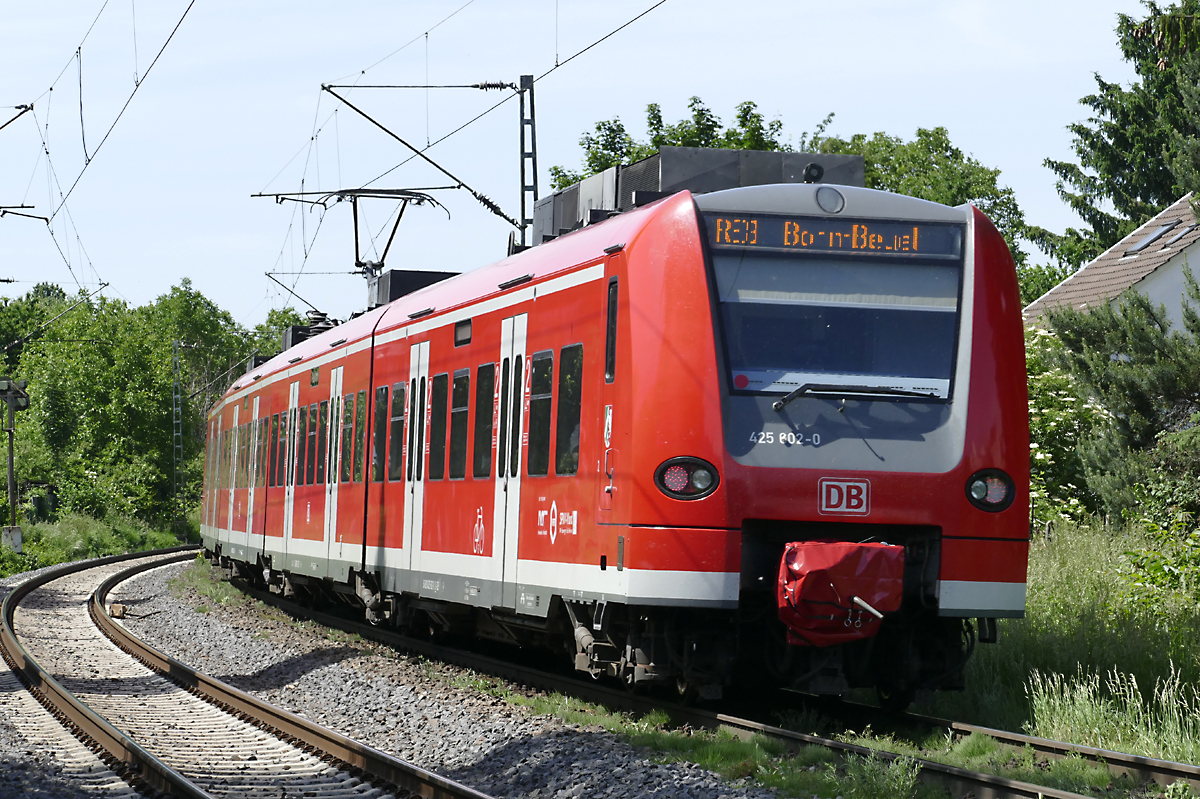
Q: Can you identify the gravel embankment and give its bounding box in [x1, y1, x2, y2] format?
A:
[113, 562, 778, 799]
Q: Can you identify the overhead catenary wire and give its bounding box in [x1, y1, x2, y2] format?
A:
[357, 0, 669, 191]
[50, 0, 198, 222]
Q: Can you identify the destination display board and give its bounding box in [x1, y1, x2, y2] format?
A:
[704, 213, 962, 259]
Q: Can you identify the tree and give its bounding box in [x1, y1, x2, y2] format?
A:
[550, 98, 788, 189]
[1027, 0, 1200, 270]
[811, 126, 1030, 268]
[1043, 272, 1200, 515]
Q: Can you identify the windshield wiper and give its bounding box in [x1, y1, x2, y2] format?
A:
[771, 383, 940, 413]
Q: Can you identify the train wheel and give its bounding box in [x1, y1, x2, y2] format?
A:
[875, 682, 915, 714]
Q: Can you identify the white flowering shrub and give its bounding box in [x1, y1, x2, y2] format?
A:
[1025, 327, 1107, 522]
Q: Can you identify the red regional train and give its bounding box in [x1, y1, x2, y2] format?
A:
[201, 182, 1030, 708]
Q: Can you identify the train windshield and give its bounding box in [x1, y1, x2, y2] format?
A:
[708, 217, 963, 399]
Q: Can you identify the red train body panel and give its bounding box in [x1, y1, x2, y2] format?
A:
[201, 183, 1030, 702]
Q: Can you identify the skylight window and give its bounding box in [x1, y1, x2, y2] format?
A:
[1164, 224, 1197, 247]
[1125, 220, 1181, 254]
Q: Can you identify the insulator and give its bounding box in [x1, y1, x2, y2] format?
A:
[474, 81, 512, 91]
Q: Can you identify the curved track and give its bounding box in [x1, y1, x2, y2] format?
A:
[226, 570, 1199, 799]
[1, 549, 494, 799]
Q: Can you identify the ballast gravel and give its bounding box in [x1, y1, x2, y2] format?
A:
[112, 561, 780, 799]
[0, 562, 140, 799]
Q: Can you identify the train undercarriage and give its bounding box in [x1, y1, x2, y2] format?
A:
[209, 522, 980, 710]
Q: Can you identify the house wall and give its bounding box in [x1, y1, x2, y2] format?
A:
[1123, 240, 1200, 333]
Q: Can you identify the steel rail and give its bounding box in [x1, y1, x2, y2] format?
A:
[95, 556, 495, 799]
[0, 546, 210, 798]
[231, 579, 1098, 799]
[815, 698, 1200, 792]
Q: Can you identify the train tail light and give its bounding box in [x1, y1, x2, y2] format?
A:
[654, 457, 719, 500]
[965, 469, 1015, 512]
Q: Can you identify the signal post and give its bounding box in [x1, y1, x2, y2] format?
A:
[0, 377, 29, 552]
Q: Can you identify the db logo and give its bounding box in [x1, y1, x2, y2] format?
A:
[818, 478, 870, 515]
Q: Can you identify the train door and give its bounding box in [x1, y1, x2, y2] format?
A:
[494, 314, 527, 609]
[281, 381, 300, 562]
[402, 341, 430, 585]
[251, 400, 269, 551]
[235, 396, 261, 560]
[223, 403, 240, 550]
[596, 271, 620, 521]
[323, 365, 344, 570]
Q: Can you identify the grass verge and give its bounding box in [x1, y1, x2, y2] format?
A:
[0, 512, 181, 578]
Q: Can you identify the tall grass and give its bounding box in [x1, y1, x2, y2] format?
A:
[0, 512, 180, 577]
[913, 519, 1200, 763]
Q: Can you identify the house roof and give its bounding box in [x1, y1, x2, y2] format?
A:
[1023, 193, 1200, 322]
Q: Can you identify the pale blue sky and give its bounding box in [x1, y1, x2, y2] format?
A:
[0, 0, 1142, 325]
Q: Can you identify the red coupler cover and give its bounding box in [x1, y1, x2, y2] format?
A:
[777, 540, 905, 647]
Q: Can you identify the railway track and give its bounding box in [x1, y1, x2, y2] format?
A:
[215, 565, 1197, 799]
[0, 548, 494, 799]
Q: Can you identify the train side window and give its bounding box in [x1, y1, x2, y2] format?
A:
[295, 407, 308, 486]
[372, 385, 388, 483]
[257, 420, 267, 488]
[316, 401, 329, 484]
[415, 377, 426, 481]
[449, 370, 470, 479]
[340, 393, 354, 483]
[428, 374, 449, 480]
[353, 389, 367, 482]
[327, 396, 340, 481]
[473, 364, 495, 479]
[605, 277, 618, 383]
[497, 358, 510, 479]
[276, 413, 288, 487]
[406, 378, 418, 481]
[555, 344, 584, 476]
[269, 414, 279, 488]
[388, 383, 406, 482]
[527, 351, 553, 476]
[509, 355, 523, 477]
[306, 403, 318, 485]
[240, 424, 250, 488]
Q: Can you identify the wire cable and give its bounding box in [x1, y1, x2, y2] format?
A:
[358, 0, 669, 190]
[327, 0, 477, 83]
[50, 0, 198, 221]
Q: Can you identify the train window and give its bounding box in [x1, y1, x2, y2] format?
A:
[473, 364, 495, 479]
[269, 414, 279, 488]
[406, 378, 418, 481]
[509, 355, 523, 477]
[239, 424, 249, 489]
[556, 344, 584, 475]
[353, 389, 367, 482]
[388, 383, 406, 482]
[310, 367, 319, 387]
[316, 401, 329, 484]
[296, 407, 308, 486]
[372, 385, 388, 483]
[455, 319, 472, 347]
[415, 377, 426, 481]
[340, 393, 354, 483]
[327, 396, 340, 481]
[449, 370, 470, 479]
[497, 358, 510, 479]
[527, 351, 553, 476]
[257, 420, 267, 488]
[306, 403, 318, 485]
[276, 413, 288, 487]
[428, 374, 449, 480]
[605, 278, 618, 383]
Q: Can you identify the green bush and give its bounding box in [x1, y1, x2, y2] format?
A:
[0, 512, 180, 578]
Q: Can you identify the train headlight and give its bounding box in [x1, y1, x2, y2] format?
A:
[655, 457, 719, 500]
[965, 469, 1015, 512]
